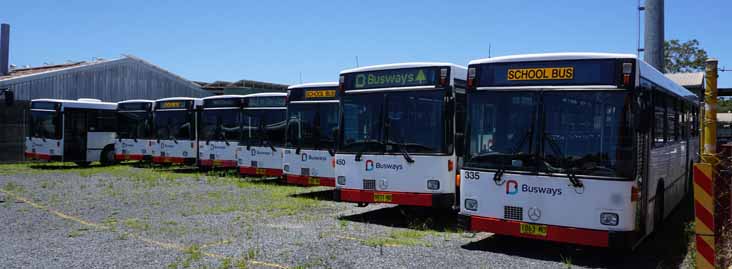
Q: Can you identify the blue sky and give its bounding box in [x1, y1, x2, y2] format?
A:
[3, 0, 731, 86]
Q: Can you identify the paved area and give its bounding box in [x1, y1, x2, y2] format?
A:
[0, 163, 695, 268]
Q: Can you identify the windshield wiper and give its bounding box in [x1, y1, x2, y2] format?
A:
[385, 141, 415, 163]
[493, 128, 534, 184]
[543, 132, 583, 188]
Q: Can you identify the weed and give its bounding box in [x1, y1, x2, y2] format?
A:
[184, 244, 203, 261]
[219, 257, 232, 269]
[235, 258, 248, 269]
[68, 230, 83, 238]
[338, 219, 348, 229]
[247, 248, 258, 260]
[560, 254, 573, 268]
[364, 229, 430, 247]
[123, 218, 150, 231]
[3, 182, 24, 193]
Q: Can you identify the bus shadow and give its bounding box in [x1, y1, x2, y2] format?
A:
[29, 163, 105, 170]
[289, 189, 336, 201]
[339, 206, 458, 231]
[460, 196, 694, 268]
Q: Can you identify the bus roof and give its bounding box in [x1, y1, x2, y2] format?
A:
[155, 97, 202, 102]
[288, 82, 338, 89]
[340, 62, 467, 75]
[202, 94, 248, 100]
[32, 98, 118, 110]
[469, 52, 697, 102]
[242, 92, 287, 98]
[118, 99, 154, 104]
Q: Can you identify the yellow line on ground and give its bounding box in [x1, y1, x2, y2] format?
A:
[0, 189, 289, 269]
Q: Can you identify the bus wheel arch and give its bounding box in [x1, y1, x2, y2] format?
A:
[100, 144, 117, 166]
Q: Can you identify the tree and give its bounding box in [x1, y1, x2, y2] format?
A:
[664, 39, 709, 73]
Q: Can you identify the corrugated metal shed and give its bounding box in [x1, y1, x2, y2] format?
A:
[0, 55, 212, 163]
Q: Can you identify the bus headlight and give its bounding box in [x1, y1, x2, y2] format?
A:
[464, 199, 478, 211]
[600, 212, 619, 226]
[427, 180, 440, 190]
[337, 176, 346, 185]
[283, 164, 290, 172]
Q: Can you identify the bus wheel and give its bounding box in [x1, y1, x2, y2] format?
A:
[654, 182, 665, 232]
[75, 161, 91, 167]
[100, 148, 116, 166]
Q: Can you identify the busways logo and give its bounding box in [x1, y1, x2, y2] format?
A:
[505, 180, 563, 196]
[302, 153, 327, 162]
[365, 160, 403, 171]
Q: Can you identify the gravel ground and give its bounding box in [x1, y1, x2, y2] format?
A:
[0, 162, 695, 268]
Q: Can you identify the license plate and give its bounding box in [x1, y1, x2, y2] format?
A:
[308, 177, 320, 185]
[519, 223, 548, 237]
[124, 155, 131, 160]
[163, 157, 171, 163]
[255, 168, 266, 175]
[373, 193, 392, 202]
[213, 160, 222, 166]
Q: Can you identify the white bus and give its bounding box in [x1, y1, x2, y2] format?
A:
[334, 63, 467, 208]
[198, 95, 247, 169]
[26, 98, 118, 166]
[283, 82, 340, 186]
[151, 97, 202, 165]
[236, 93, 287, 177]
[458, 53, 700, 249]
[115, 100, 155, 161]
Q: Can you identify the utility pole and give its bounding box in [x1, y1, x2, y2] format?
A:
[643, 0, 664, 71]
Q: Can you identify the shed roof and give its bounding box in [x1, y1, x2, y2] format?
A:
[665, 72, 705, 89]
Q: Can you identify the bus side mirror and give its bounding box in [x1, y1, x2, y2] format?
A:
[2, 89, 13, 106]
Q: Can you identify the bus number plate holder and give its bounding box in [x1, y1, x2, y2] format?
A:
[255, 168, 266, 175]
[308, 177, 320, 185]
[519, 223, 547, 237]
[373, 193, 392, 202]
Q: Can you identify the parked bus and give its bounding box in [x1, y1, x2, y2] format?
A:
[237, 93, 287, 177]
[333, 63, 467, 208]
[26, 98, 118, 166]
[283, 82, 340, 186]
[115, 100, 155, 161]
[151, 97, 202, 165]
[458, 53, 700, 249]
[198, 95, 247, 169]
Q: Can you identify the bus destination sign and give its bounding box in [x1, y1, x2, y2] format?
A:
[305, 89, 336, 98]
[476, 60, 618, 87]
[507, 67, 574, 81]
[158, 101, 188, 109]
[346, 67, 438, 90]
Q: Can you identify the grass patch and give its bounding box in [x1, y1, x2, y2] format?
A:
[2, 181, 25, 193]
[123, 218, 150, 231]
[364, 229, 431, 247]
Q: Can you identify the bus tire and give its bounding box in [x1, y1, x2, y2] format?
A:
[100, 147, 117, 166]
[654, 182, 665, 232]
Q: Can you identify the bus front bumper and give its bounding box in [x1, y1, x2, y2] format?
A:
[115, 154, 145, 161]
[285, 174, 335, 187]
[152, 156, 195, 165]
[198, 159, 237, 168]
[24, 152, 62, 161]
[457, 214, 638, 249]
[333, 188, 453, 208]
[238, 166, 283, 177]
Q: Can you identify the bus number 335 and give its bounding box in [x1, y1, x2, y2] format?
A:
[464, 171, 480, 180]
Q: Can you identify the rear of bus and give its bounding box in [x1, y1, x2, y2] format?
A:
[198, 95, 246, 169]
[236, 93, 287, 177]
[26, 100, 63, 161]
[459, 53, 641, 248]
[283, 82, 339, 186]
[115, 100, 154, 161]
[333, 63, 466, 208]
[151, 98, 201, 165]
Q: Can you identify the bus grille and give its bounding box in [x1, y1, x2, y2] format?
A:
[504, 206, 523, 221]
[363, 179, 376, 190]
[251, 161, 257, 167]
[301, 168, 310, 176]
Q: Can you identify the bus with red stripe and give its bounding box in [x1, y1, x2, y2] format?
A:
[236, 93, 287, 177]
[115, 100, 154, 162]
[333, 63, 467, 208]
[198, 95, 247, 169]
[458, 53, 700, 249]
[151, 97, 202, 165]
[26, 98, 118, 166]
[283, 82, 339, 187]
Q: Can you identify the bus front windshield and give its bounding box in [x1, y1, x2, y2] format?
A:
[241, 109, 286, 147]
[339, 90, 447, 154]
[117, 112, 153, 139]
[286, 103, 339, 150]
[30, 110, 61, 139]
[465, 90, 633, 178]
[200, 109, 240, 142]
[154, 110, 194, 141]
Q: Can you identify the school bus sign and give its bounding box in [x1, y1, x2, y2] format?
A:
[507, 67, 574, 81]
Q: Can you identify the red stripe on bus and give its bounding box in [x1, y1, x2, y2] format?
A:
[469, 215, 609, 248]
[115, 154, 144, 161]
[337, 188, 433, 207]
[695, 235, 716, 266]
[25, 152, 53, 160]
[238, 166, 283, 177]
[694, 200, 715, 231]
[152, 156, 186, 164]
[693, 166, 713, 196]
[285, 174, 335, 187]
[198, 159, 237, 168]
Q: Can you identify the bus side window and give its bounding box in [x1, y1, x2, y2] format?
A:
[653, 89, 666, 147]
[667, 97, 677, 143]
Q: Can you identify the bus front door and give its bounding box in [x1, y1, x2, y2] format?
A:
[64, 109, 87, 161]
